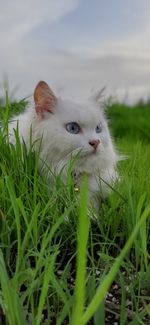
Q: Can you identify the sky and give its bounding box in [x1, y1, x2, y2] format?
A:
[1, 0, 150, 103]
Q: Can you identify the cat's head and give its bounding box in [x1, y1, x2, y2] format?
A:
[33, 81, 115, 166]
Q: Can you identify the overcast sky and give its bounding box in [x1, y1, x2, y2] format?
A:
[1, 0, 150, 103]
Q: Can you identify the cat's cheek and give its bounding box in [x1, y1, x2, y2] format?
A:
[100, 136, 110, 148]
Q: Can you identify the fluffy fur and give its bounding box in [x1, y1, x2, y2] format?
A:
[9, 81, 119, 207]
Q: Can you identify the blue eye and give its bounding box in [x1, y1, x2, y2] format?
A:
[95, 123, 102, 133]
[66, 122, 80, 134]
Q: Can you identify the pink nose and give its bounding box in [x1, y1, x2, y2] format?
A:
[89, 139, 100, 150]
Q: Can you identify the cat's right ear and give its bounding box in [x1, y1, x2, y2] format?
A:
[89, 86, 106, 105]
[34, 81, 57, 118]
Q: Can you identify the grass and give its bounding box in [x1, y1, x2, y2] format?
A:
[0, 98, 150, 324]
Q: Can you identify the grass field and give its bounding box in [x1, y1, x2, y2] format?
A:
[0, 97, 150, 324]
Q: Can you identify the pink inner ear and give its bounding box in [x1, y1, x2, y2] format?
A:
[34, 81, 57, 117]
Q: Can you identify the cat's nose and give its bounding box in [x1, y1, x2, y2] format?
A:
[89, 139, 100, 150]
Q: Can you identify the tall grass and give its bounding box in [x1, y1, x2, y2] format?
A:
[0, 97, 150, 324]
[106, 101, 150, 142]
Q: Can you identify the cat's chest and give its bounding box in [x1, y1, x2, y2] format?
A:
[71, 170, 99, 194]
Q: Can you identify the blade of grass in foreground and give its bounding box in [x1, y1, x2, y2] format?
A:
[72, 175, 89, 325]
[80, 203, 150, 325]
[0, 250, 26, 325]
[5, 175, 21, 274]
[35, 250, 59, 325]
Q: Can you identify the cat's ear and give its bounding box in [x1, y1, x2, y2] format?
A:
[34, 81, 57, 117]
[89, 86, 106, 113]
[90, 86, 106, 104]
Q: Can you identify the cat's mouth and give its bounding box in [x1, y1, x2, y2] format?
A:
[68, 147, 100, 160]
[81, 149, 99, 158]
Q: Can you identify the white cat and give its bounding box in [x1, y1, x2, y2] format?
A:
[9, 81, 119, 207]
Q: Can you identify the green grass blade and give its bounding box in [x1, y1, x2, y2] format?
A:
[72, 175, 89, 325]
[81, 204, 150, 324]
[35, 250, 58, 325]
[0, 250, 26, 325]
[5, 175, 21, 273]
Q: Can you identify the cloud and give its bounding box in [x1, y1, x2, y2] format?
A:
[1, 46, 150, 104]
[0, 0, 80, 45]
[1, 0, 150, 104]
[0, 0, 81, 95]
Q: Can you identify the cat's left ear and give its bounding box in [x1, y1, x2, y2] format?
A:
[34, 81, 57, 118]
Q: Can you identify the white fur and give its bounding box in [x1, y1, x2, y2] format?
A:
[9, 88, 119, 207]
